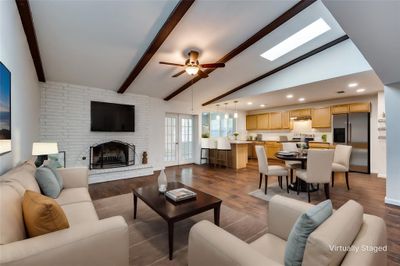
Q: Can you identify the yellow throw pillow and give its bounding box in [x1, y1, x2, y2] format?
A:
[22, 190, 69, 237]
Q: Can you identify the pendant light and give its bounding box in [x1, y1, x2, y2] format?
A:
[216, 104, 220, 120]
[224, 103, 228, 119]
[234, 101, 238, 118]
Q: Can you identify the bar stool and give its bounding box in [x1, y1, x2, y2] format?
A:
[200, 138, 210, 164]
[216, 138, 231, 167]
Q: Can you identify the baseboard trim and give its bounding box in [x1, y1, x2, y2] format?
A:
[385, 196, 400, 206]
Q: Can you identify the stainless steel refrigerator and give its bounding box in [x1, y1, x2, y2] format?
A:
[332, 113, 370, 173]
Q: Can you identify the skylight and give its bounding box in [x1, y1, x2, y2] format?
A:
[260, 18, 331, 61]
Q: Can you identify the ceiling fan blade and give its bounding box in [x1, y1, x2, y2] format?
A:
[159, 61, 185, 67]
[200, 63, 225, 68]
[197, 69, 209, 78]
[172, 70, 186, 77]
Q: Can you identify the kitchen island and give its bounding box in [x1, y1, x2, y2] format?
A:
[230, 141, 251, 169]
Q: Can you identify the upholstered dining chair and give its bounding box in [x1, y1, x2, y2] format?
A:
[296, 149, 334, 202]
[282, 142, 302, 183]
[255, 145, 289, 194]
[332, 144, 352, 190]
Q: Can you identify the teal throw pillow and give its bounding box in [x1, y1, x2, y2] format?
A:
[44, 165, 63, 189]
[284, 200, 333, 266]
[35, 167, 61, 198]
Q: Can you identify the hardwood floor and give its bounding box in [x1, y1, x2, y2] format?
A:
[89, 160, 400, 265]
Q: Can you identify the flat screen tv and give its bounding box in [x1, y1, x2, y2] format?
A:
[0, 62, 11, 141]
[91, 101, 135, 132]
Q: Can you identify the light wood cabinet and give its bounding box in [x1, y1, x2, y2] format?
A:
[246, 115, 257, 130]
[290, 108, 311, 118]
[312, 107, 331, 128]
[308, 142, 335, 149]
[269, 112, 282, 129]
[332, 104, 349, 114]
[264, 141, 282, 160]
[257, 114, 269, 129]
[349, 103, 370, 113]
[281, 111, 290, 129]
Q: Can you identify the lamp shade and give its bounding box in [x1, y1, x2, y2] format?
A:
[32, 142, 58, 156]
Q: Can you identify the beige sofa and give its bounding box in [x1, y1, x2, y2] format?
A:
[0, 160, 129, 266]
[188, 195, 387, 266]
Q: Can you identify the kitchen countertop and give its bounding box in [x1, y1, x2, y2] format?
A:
[230, 141, 251, 144]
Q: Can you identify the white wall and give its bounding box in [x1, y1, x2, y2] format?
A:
[0, 1, 40, 174]
[384, 85, 400, 206]
[247, 94, 386, 177]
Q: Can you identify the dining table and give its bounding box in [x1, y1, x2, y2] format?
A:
[274, 152, 318, 192]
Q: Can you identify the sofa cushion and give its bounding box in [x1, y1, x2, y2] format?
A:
[284, 199, 333, 266]
[22, 190, 70, 238]
[61, 202, 98, 226]
[302, 200, 364, 266]
[0, 183, 26, 244]
[56, 187, 92, 206]
[1, 167, 40, 194]
[250, 233, 286, 264]
[35, 167, 62, 198]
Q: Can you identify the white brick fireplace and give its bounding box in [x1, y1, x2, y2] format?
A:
[39, 82, 154, 183]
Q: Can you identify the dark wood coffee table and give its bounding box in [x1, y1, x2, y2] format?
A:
[132, 182, 222, 260]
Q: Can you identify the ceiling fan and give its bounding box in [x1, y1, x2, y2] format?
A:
[159, 50, 225, 78]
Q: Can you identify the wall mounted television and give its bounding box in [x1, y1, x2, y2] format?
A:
[91, 101, 135, 132]
[0, 62, 11, 142]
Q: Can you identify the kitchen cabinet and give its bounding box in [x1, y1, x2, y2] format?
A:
[269, 112, 282, 129]
[281, 111, 290, 129]
[308, 142, 335, 149]
[246, 115, 257, 130]
[332, 104, 349, 114]
[290, 108, 311, 118]
[257, 114, 269, 130]
[264, 141, 282, 160]
[312, 107, 331, 128]
[349, 103, 370, 113]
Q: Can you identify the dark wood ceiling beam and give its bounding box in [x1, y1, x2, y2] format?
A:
[117, 0, 195, 93]
[164, 0, 317, 101]
[202, 35, 349, 106]
[15, 0, 45, 82]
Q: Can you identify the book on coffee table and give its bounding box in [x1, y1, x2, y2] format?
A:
[166, 188, 197, 202]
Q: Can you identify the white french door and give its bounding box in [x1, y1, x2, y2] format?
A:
[164, 113, 194, 166]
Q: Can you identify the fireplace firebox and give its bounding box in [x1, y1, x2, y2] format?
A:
[89, 141, 135, 169]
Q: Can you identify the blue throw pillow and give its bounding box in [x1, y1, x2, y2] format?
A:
[44, 165, 63, 189]
[35, 167, 61, 198]
[284, 200, 333, 266]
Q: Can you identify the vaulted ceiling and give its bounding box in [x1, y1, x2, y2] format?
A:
[28, 0, 380, 109]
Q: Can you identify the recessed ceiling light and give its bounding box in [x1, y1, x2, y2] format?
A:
[260, 104, 265, 107]
[348, 83, 358, 88]
[356, 88, 366, 93]
[260, 18, 331, 61]
[247, 102, 253, 105]
[286, 94, 294, 99]
[298, 98, 305, 102]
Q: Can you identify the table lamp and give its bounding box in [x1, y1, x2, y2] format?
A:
[32, 142, 58, 167]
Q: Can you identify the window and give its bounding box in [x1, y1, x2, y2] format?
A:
[202, 112, 236, 138]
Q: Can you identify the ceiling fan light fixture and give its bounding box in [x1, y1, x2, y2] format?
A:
[185, 65, 199, 75]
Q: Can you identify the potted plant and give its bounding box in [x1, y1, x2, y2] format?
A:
[233, 132, 239, 140]
[201, 133, 209, 138]
[321, 134, 327, 142]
